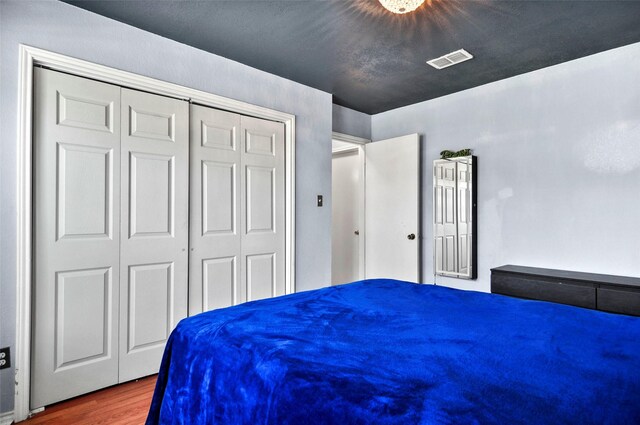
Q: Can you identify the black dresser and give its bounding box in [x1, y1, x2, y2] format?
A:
[491, 265, 640, 316]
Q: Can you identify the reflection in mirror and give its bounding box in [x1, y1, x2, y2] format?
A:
[433, 155, 477, 279]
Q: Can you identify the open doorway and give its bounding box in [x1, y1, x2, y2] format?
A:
[331, 132, 421, 286]
[331, 134, 366, 285]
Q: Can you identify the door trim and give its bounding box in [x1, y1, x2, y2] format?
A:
[15, 44, 296, 421]
[332, 131, 369, 145]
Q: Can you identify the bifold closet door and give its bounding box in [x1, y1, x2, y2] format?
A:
[189, 105, 285, 315]
[189, 105, 242, 314]
[118, 88, 189, 381]
[241, 115, 285, 302]
[32, 68, 121, 407]
[32, 68, 189, 408]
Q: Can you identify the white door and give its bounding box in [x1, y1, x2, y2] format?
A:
[365, 134, 420, 282]
[189, 105, 242, 314]
[240, 115, 286, 302]
[189, 106, 285, 313]
[32, 69, 189, 407]
[331, 148, 363, 284]
[32, 68, 121, 407]
[118, 88, 189, 381]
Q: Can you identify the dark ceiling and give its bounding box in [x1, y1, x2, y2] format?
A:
[63, 0, 640, 115]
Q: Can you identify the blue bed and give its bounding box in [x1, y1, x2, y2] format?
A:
[146, 279, 640, 424]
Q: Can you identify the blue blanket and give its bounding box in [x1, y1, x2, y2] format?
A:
[147, 279, 640, 424]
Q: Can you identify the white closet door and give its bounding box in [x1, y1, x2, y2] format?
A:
[118, 88, 189, 382]
[241, 116, 286, 301]
[189, 108, 285, 311]
[32, 68, 121, 408]
[189, 105, 242, 315]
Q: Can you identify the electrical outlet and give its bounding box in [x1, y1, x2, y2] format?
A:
[0, 347, 10, 370]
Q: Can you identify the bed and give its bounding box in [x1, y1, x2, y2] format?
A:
[146, 279, 640, 424]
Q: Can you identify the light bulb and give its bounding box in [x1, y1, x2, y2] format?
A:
[379, 0, 425, 14]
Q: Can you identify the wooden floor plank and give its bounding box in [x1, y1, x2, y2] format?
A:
[18, 375, 157, 425]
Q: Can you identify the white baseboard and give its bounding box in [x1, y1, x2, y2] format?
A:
[0, 411, 14, 425]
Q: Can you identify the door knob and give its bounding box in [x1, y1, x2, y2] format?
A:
[354, 230, 360, 235]
[407, 233, 416, 240]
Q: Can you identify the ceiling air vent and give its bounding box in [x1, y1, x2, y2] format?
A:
[427, 49, 473, 70]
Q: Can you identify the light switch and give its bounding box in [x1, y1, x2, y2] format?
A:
[317, 195, 323, 207]
[0, 347, 10, 370]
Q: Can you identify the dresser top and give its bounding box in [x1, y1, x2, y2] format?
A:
[491, 265, 640, 289]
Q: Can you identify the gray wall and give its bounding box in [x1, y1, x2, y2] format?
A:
[372, 42, 640, 293]
[0, 0, 332, 413]
[332, 104, 371, 140]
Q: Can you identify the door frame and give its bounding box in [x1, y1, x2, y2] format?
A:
[15, 44, 297, 421]
[331, 132, 368, 281]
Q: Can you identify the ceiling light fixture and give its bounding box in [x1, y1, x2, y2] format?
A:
[379, 0, 425, 14]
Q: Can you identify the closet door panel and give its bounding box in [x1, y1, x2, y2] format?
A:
[241, 116, 285, 302]
[203, 161, 236, 234]
[119, 88, 189, 382]
[189, 105, 241, 315]
[126, 263, 173, 351]
[57, 143, 113, 238]
[246, 253, 276, 301]
[203, 257, 236, 310]
[246, 166, 276, 233]
[32, 68, 121, 408]
[129, 152, 174, 237]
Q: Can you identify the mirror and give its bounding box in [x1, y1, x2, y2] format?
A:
[433, 155, 477, 279]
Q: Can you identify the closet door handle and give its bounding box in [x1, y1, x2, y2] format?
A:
[407, 233, 416, 240]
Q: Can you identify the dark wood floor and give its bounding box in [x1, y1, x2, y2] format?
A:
[18, 375, 157, 425]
